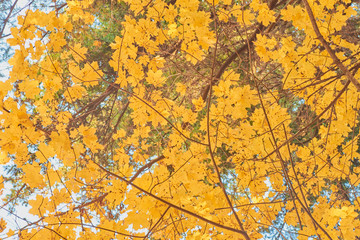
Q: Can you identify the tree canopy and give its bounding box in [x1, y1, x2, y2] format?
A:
[1, 0, 360, 239]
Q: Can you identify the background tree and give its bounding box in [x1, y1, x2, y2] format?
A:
[1, 0, 360, 239]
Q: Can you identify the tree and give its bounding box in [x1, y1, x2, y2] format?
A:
[1, 0, 360, 239]
[0, 0, 60, 79]
[0, 0, 26, 79]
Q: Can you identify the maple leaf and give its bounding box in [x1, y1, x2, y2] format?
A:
[0, 218, 5, 233]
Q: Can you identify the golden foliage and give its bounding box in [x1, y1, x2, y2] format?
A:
[1, 0, 360, 239]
